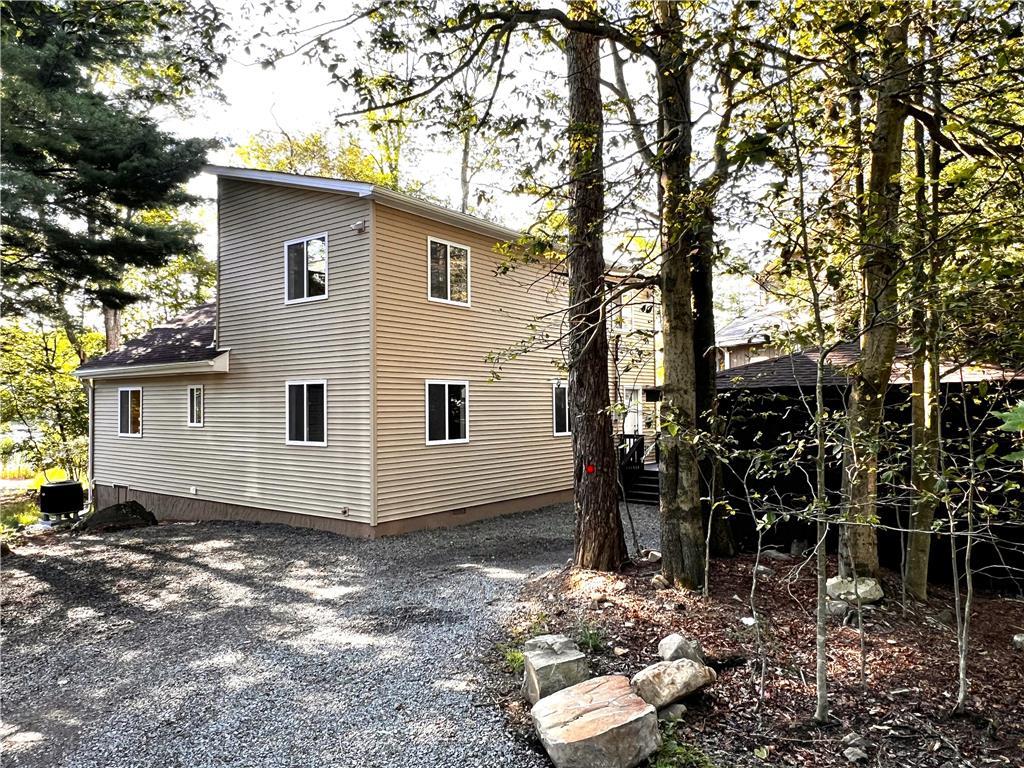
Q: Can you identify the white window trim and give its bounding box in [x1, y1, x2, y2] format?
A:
[424, 379, 470, 445]
[285, 379, 328, 447]
[283, 232, 330, 305]
[426, 236, 472, 308]
[552, 380, 571, 437]
[187, 384, 204, 428]
[117, 386, 143, 438]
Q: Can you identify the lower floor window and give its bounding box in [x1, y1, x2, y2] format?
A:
[118, 387, 142, 437]
[425, 380, 468, 444]
[552, 381, 570, 436]
[286, 380, 327, 445]
[188, 385, 204, 427]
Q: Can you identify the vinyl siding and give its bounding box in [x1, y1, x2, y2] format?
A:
[609, 290, 660, 443]
[91, 180, 373, 523]
[371, 202, 573, 524]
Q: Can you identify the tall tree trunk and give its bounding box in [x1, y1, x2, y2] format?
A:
[103, 305, 122, 351]
[839, 19, 909, 579]
[906, 33, 942, 601]
[566, 2, 627, 571]
[459, 127, 471, 213]
[694, 211, 734, 557]
[655, 1, 704, 589]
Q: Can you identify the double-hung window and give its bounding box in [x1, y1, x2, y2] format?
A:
[285, 233, 328, 303]
[187, 385, 204, 427]
[427, 237, 470, 306]
[425, 380, 469, 445]
[118, 387, 142, 437]
[552, 381, 571, 437]
[286, 380, 327, 446]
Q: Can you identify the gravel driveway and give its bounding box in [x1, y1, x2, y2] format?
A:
[1, 503, 657, 768]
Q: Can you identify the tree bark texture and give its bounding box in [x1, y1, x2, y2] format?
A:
[566, 8, 627, 571]
[694, 211, 735, 556]
[655, 1, 704, 589]
[839, 20, 909, 579]
[103, 305, 122, 352]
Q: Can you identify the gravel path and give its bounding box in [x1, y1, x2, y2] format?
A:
[1, 503, 658, 768]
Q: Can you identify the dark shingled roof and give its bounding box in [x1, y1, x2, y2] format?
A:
[77, 302, 220, 372]
[717, 343, 1020, 390]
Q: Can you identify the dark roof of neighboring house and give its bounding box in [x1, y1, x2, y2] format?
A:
[77, 302, 219, 372]
[717, 343, 1021, 390]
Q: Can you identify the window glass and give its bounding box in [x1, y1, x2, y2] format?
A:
[447, 383, 467, 440]
[429, 240, 448, 300]
[189, 386, 203, 426]
[554, 384, 569, 435]
[129, 391, 141, 433]
[427, 383, 447, 442]
[306, 237, 327, 298]
[306, 383, 325, 443]
[119, 390, 130, 434]
[449, 246, 469, 303]
[288, 384, 306, 442]
[287, 242, 306, 301]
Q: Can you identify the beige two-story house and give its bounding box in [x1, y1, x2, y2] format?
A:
[75, 166, 658, 536]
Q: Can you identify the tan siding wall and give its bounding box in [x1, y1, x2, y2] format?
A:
[92, 180, 373, 523]
[609, 290, 659, 444]
[372, 202, 573, 524]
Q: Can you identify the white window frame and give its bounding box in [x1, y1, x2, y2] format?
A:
[117, 386, 143, 438]
[623, 387, 644, 435]
[424, 379, 470, 445]
[285, 379, 328, 447]
[426, 236, 471, 307]
[283, 232, 329, 305]
[187, 384, 204, 428]
[552, 380, 571, 437]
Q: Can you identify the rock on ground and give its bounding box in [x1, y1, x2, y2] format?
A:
[657, 703, 687, 722]
[1012, 633, 1024, 651]
[524, 634, 577, 654]
[522, 645, 589, 704]
[630, 659, 716, 709]
[826, 575, 884, 604]
[531, 675, 660, 768]
[656, 633, 705, 664]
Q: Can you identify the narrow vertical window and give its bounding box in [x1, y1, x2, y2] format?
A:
[425, 380, 469, 444]
[286, 380, 327, 446]
[427, 238, 471, 305]
[187, 385, 204, 427]
[284, 234, 329, 303]
[118, 387, 142, 437]
[552, 382, 570, 436]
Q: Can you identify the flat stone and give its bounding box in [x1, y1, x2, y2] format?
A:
[826, 576, 883, 604]
[656, 633, 705, 664]
[843, 746, 869, 763]
[657, 702, 687, 722]
[760, 548, 791, 561]
[841, 732, 871, 750]
[523, 646, 589, 704]
[532, 675, 660, 768]
[630, 659, 716, 709]
[754, 564, 774, 578]
[525, 634, 577, 654]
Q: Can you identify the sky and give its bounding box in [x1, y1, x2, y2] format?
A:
[169, 1, 766, 313]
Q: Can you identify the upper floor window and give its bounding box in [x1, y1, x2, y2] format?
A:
[286, 380, 327, 446]
[427, 237, 470, 306]
[285, 233, 328, 303]
[552, 381, 571, 437]
[118, 387, 142, 437]
[187, 385, 204, 427]
[425, 380, 469, 445]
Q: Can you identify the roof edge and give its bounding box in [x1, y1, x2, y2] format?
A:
[203, 165, 522, 243]
[75, 351, 230, 380]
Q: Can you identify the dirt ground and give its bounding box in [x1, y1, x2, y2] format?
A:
[488, 552, 1024, 768]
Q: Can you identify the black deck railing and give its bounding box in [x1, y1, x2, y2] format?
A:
[619, 433, 645, 489]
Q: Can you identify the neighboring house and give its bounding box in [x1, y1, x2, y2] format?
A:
[75, 166, 657, 536]
[715, 301, 795, 369]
